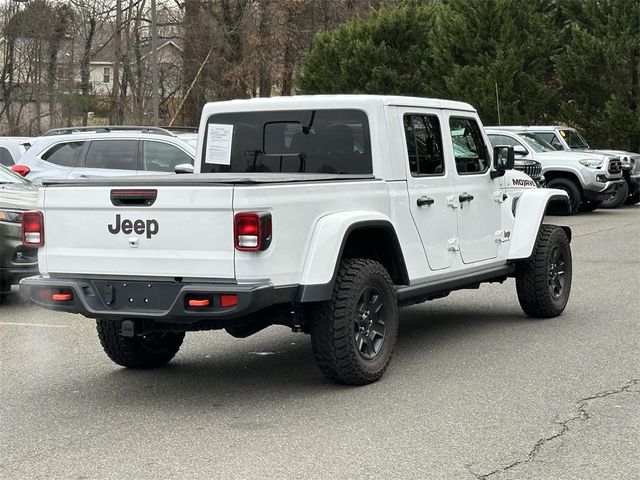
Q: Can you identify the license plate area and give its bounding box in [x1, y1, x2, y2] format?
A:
[91, 280, 181, 311]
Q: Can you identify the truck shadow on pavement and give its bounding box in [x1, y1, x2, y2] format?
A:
[63, 302, 537, 409]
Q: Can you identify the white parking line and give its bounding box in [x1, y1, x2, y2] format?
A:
[0, 322, 70, 328]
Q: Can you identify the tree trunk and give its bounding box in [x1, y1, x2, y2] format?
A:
[257, 0, 272, 97]
[182, 0, 206, 125]
[281, 5, 296, 96]
[47, 35, 60, 130]
[0, 37, 16, 133]
[80, 16, 97, 127]
[109, 0, 122, 124]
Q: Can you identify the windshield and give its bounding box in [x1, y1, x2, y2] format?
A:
[517, 133, 555, 153]
[200, 109, 372, 174]
[0, 164, 29, 184]
[560, 129, 590, 149]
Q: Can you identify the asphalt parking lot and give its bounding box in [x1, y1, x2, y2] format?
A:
[1, 205, 638, 480]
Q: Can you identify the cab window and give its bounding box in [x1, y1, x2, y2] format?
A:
[201, 109, 372, 174]
[449, 118, 489, 174]
[403, 114, 444, 176]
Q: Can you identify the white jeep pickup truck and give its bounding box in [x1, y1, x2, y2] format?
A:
[20, 95, 573, 385]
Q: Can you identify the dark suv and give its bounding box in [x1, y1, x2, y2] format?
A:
[0, 165, 38, 294]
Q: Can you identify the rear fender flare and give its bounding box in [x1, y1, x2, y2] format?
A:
[297, 211, 407, 302]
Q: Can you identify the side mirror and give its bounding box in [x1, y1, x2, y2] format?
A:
[175, 163, 194, 174]
[491, 145, 515, 179]
[513, 145, 528, 156]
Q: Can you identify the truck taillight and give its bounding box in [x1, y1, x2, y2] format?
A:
[11, 164, 30, 177]
[234, 212, 272, 251]
[21, 211, 44, 247]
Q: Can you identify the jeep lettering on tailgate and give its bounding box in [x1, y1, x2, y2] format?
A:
[108, 214, 159, 238]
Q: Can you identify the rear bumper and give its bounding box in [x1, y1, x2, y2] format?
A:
[20, 276, 296, 324]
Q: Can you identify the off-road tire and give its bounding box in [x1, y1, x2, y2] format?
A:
[547, 178, 582, 214]
[601, 180, 628, 209]
[516, 225, 572, 318]
[96, 319, 184, 368]
[310, 258, 399, 385]
[624, 191, 639, 205]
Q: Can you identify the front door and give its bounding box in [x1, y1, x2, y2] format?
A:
[400, 108, 457, 270]
[446, 114, 502, 264]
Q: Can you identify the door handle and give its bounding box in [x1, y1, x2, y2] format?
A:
[458, 193, 474, 203]
[417, 196, 435, 207]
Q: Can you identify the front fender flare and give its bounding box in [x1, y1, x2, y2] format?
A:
[508, 189, 571, 260]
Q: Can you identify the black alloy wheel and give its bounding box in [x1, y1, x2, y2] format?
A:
[354, 286, 387, 360]
[548, 245, 567, 299]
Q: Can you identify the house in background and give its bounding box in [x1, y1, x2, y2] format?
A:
[82, 40, 183, 97]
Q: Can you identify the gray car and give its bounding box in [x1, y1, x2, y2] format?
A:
[0, 165, 38, 294]
[10, 126, 195, 182]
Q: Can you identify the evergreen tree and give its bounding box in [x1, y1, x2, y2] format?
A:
[296, 3, 438, 95]
[555, 0, 640, 151]
[429, 0, 561, 125]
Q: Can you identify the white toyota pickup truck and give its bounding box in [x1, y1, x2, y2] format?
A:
[20, 95, 573, 385]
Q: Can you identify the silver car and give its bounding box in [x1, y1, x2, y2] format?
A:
[10, 126, 195, 182]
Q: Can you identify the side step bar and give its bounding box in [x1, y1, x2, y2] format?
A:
[395, 265, 516, 307]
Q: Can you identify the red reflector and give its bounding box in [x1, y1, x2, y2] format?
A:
[52, 293, 72, 301]
[220, 294, 238, 308]
[188, 298, 210, 307]
[21, 211, 44, 247]
[11, 164, 30, 177]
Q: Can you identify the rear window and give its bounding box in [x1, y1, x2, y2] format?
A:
[41, 141, 84, 167]
[200, 109, 372, 174]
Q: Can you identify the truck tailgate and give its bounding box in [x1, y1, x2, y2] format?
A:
[40, 185, 234, 279]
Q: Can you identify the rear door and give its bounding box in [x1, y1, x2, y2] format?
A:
[399, 107, 457, 270]
[446, 114, 502, 264]
[41, 183, 235, 279]
[68, 139, 139, 178]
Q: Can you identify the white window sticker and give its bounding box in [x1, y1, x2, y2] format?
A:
[205, 123, 234, 165]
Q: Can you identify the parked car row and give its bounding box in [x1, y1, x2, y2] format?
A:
[488, 125, 639, 210]
[486, 127, 625, 214]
